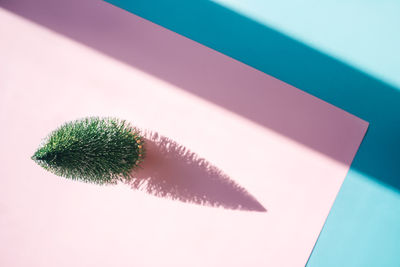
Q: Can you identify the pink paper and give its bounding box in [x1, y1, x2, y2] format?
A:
[0, 6, 367, 267]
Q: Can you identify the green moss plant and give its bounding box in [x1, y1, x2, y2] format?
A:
[32, 117, 145, 184]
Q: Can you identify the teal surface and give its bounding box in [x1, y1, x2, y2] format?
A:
[104, 0, 400, 266]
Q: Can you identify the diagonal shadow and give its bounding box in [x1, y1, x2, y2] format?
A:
[1, 0, 399, 190]
[129, 131, 266, 212]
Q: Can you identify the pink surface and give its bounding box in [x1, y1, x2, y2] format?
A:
[0, 6, 367, 267]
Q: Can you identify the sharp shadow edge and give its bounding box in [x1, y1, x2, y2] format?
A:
[128, 131, 266, 212]
[2, 0, 399, 190]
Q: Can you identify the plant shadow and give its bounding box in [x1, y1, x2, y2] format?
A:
[128, 131, 266, 212]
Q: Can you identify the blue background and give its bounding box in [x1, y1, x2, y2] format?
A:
[104, 1, 400, 266]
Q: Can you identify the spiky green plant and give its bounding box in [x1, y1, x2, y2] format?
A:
[31, 117, 145, 184]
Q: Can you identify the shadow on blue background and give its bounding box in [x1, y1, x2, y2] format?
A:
[104, 0, 400, 192]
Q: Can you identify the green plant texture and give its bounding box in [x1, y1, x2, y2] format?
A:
[32, 117, 145, 184]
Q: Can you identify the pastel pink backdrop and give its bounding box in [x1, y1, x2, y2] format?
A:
[0, 5, 367, 267]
